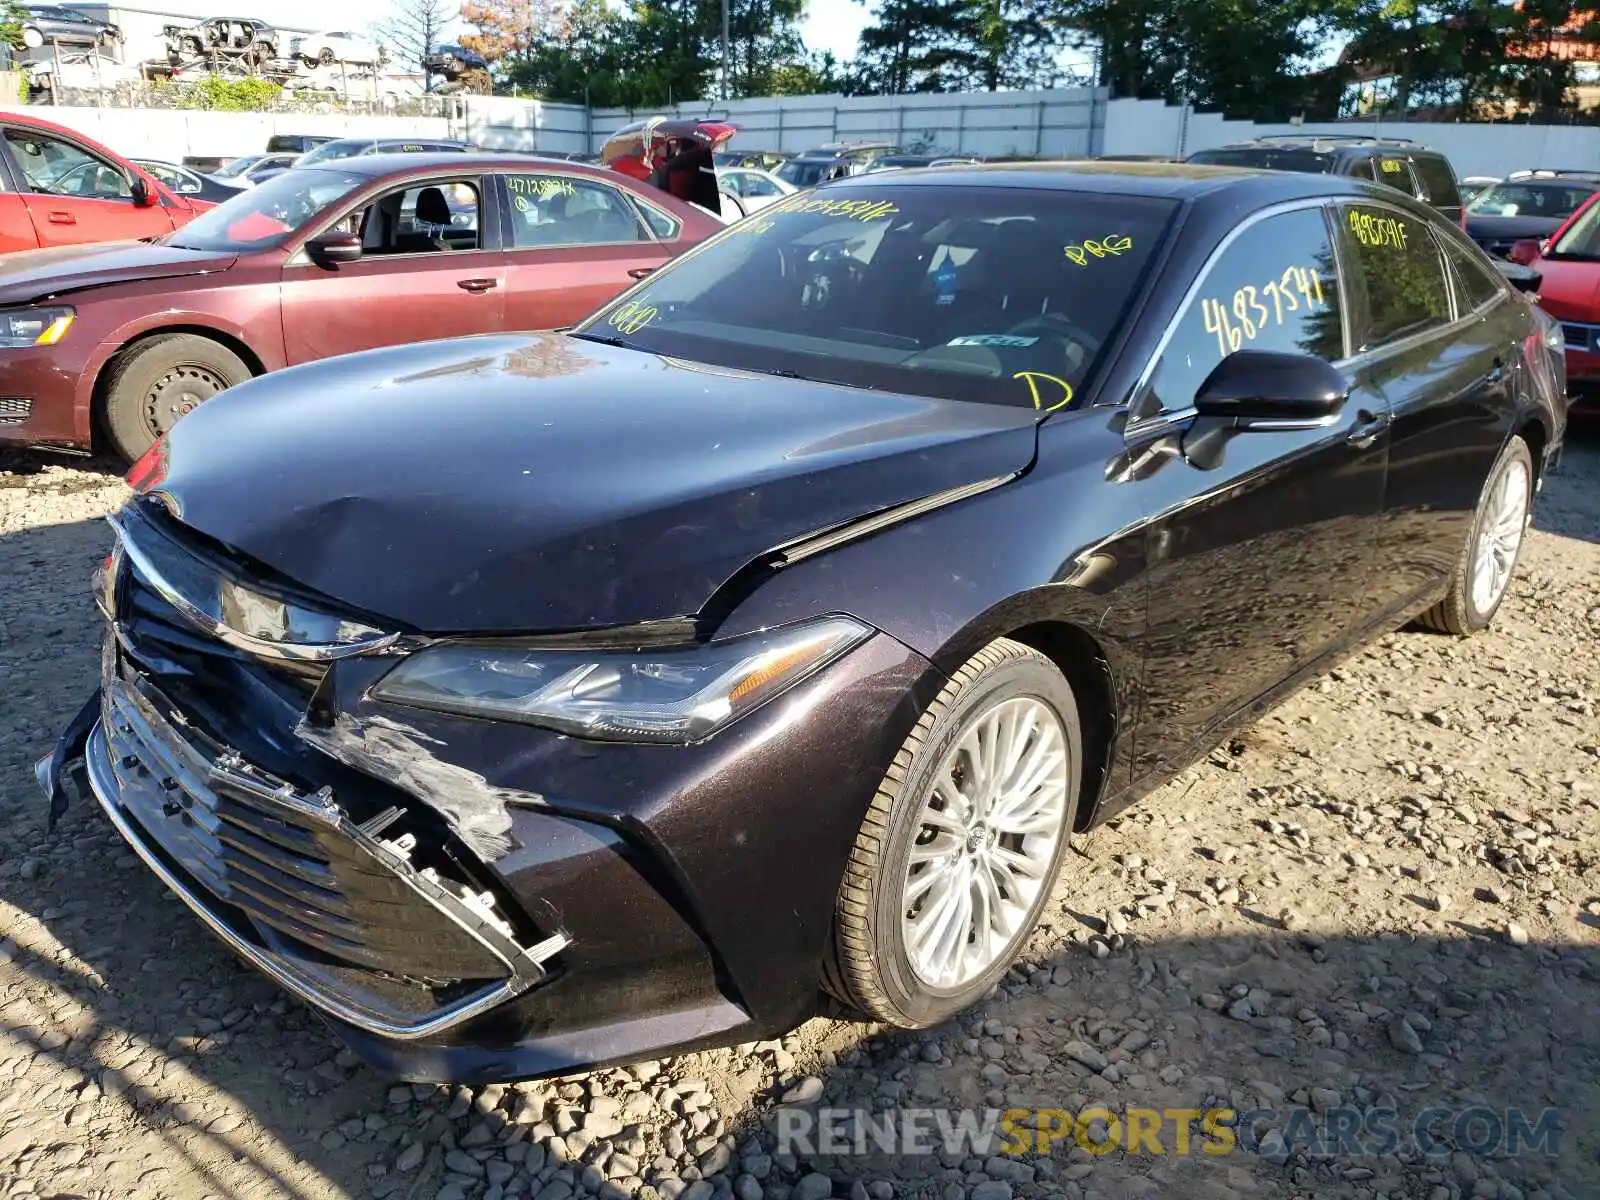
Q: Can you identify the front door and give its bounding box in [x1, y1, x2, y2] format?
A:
[1, 125, 175, 247]
[280, 175, 506, 364]
[1126, 203, 1393, 781]
[493, 171, 674, 332]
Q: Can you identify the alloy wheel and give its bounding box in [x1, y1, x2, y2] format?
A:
[1470, 458, 1530, 615]
[899, 696, 1068, 991]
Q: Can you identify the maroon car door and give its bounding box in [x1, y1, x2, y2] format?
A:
[279, 176, 506, 363]
[3, 125, 176, 248]
[493, 171, 675, 331]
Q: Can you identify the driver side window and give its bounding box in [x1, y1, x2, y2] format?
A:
[1141, 206, 1346, 414]
[346, 179, 481, 256]
[5, 130, 131, 201]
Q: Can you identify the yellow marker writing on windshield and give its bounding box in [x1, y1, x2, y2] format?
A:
[1064, 234, 1133, 266]
[608, 300, 658, 335]
[1014, 371, 1074, 413]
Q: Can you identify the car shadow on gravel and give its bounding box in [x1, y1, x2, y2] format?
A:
[1534, 421, 1600, 545]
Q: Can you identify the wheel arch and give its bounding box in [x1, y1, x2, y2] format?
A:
[91, 324, 266, 447]
[928, 604, 1124, 836]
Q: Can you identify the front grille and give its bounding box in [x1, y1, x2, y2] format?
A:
[92, 502, 569, 1036]
[92, 657, 565, 1034]
[105, 666, 511, 981]
[0, 397, 32, 424]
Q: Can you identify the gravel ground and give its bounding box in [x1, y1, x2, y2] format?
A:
[0, 432, 1596, 1200]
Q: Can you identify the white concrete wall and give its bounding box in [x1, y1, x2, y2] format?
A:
[1103, 95, 1600, 178]
[13, 90, 1600, 179]
[587, 88, 1107, 159]
[0, 105, 454, 159]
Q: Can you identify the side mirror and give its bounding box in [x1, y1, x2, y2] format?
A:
[305, 231, 363, 268]
[1192, 349, 1349, 428]
[130, 174, 159, 207]
[1508, 238, 1543, 266]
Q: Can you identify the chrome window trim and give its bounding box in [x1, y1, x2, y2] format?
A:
[284, 172, 489, 267]
[1120, 197, 1355, 432]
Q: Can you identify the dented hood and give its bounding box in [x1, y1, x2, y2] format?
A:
[152, 332, 1039, 633]
[0, 241, 235, 304]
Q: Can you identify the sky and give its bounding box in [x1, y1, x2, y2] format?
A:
[271, 0, 873, 62]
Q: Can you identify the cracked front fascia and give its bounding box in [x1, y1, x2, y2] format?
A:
[294, 711, 541, 861]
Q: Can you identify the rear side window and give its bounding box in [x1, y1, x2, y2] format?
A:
[1339, 203, 1453, 350]
[1440, 235, 1506, 311]
[1410, 155, 1461, 209]
[1374, 157, 1418, 195]
[503, 174, 646, 246]
[1142, 205, 1345, 413]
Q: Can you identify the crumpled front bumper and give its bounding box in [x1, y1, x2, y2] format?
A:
[42, 656, 568, 1042]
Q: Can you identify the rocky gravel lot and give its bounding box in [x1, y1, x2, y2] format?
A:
[0, 433, 1596, 1200]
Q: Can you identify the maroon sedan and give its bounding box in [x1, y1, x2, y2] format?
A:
[0, 153, 721, 460]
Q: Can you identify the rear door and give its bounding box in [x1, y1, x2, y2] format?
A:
[493, 170, 675, 331]
[1, 124, 176, 247]
[279, 174, 506, 363]
[1334, 200, 1511, 618]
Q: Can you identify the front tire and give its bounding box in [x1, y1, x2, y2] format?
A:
[825, 638, 1079, 1028]
[1417, 436, 1534, 635]
[102, 334, 250, 462]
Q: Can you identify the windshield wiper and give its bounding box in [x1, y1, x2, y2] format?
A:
[569, 332, 631, 348]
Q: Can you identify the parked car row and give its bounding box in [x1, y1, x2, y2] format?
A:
[28, 150, 1567, 1087]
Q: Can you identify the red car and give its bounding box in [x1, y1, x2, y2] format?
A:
[0, 153, 721, 460]
[1, 111, 205, 252]
[1509, 192, 1600, 409]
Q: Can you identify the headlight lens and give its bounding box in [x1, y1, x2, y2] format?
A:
[371, 615, 873, 743]
[0, 306, 74, 348]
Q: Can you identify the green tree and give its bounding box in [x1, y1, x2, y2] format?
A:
[2, 0, 25, 58]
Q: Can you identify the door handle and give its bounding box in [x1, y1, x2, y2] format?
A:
[626, 266, 657, 280]
[456, 278, 498, 293]
[47, 211, 76, 225]
[1345, 409, 1391, 449]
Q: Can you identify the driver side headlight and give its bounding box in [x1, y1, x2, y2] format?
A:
[0, 306, 74, 349]
[371, 615, 874, 744]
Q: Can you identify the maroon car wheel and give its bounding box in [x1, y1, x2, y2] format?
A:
[102, 334, 251, 463]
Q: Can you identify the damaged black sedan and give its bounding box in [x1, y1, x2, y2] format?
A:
[42, 164, 1566, 1083]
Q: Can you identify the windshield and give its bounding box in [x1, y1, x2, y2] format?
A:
[167, 167, 366, 252]
[1549, 196, 1600, 257]
[1185, 148, 1334, 174]
[297, 140, 371, 166]
[213, 154, 265, 179]
[574, 185, 1176, 408]
[1467, 181, 1599, 219]
[777, 158, 834, 187]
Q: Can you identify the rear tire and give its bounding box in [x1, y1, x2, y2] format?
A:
[102, 334, 250, 463]
[824, 638, 1080, 1028]
[1417, 436, 1534, 635]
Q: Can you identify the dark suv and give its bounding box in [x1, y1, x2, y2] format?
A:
[1186, 135, 1463, 224]
[775, 142, 901, 188]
